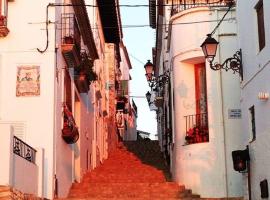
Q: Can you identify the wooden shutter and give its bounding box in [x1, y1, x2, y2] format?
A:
[256, 0, 265, 51]
[65, 69, 72, 110]
[194, 63, 207, 115]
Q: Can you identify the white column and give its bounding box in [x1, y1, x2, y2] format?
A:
[36, 147, 44, 198]
[0, 124, 14, 186]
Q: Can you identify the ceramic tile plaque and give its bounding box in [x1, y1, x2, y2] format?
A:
[16, 65, 40, 97]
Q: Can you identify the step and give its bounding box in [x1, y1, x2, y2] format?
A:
[59, 141, 201, 200]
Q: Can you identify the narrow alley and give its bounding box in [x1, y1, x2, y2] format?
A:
[0, 0, 269, 199]
[57, 140, 201, 200]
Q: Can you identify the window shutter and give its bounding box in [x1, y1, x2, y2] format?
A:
[256, 0, 265, 51]
[0, 121, 26, 140]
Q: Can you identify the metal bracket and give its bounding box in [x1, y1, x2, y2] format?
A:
[210, 49, 243, 80]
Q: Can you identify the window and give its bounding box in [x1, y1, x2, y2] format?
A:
[255, 0, 265, 51]
[184, 63, 209, 145]
[249, 106, 256, 142]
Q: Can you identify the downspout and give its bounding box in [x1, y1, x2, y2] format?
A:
[53, 12, 58, 198]
[168, 53, 179, 177]
[216, 8, 229, 198]
[218, 49, 229, 198]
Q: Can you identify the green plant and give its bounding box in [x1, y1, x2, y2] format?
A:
[76, 53, 97, 83]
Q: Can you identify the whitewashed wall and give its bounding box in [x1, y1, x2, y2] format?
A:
[0, 124, 43, 196]
[0, 0, 97, 198]
[0, 1, 56, 198]
[168, 7, 243, 198]
[237, 0, 270, 199]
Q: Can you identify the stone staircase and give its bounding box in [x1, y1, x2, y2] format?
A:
[58, 140, 201, 200]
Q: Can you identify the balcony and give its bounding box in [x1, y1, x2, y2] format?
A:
[61, 13, 81, 68]
[170, 0, 228, 17]
[74, 50, 97, 93]
[184, 113, 209, 145]
[0, 15, 9, 37]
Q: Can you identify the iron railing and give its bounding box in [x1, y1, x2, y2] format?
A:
[13, 136, 37, 164]
[184, 113, 209, 144]
[170, 0, 228, 16]
[61, 13, 81, 52]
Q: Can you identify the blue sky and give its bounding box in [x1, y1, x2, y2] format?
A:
[120, 0, 157, 139]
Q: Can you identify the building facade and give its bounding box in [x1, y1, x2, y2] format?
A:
[237, 0, 270, 199]
[151, 0, 244, 198]
[0, 0, 134, 199]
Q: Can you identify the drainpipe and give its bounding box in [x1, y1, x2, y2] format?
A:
[53, 18, 58, 198]
[216, 8, 229, 198]
[168, 53, 179, 177]
[218, 51, 229, 198]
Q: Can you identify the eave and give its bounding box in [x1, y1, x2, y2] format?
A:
[97, 0, 122, 43]
[71, 0, 98, 60]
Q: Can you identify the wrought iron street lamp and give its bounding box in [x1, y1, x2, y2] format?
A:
[144, 60, 169, 90]
[200, 0, 243, 80]
[144, 60, 154, 81]
[200, 34, 243, 80]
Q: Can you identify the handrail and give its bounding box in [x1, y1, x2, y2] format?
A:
[13, 136, 37, 164]
[184, 113, 209, 144]
[170, 0, 228, 16]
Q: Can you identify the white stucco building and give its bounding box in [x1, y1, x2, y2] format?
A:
[151, 0, 244, 198]
[0, 0, 99, 198]
[237, 0, 270, 199]
[0, 0, 129, 199]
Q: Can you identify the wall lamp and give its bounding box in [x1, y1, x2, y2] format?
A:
[144, 60, 169, 90]
[201, 34, 243, 80]
[200, 0, 243, 80]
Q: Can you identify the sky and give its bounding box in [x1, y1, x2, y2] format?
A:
[119, 0, 157, 139]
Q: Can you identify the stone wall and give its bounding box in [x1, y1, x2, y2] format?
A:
[0, 186, 43, 200]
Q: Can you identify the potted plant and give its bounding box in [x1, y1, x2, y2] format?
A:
[64, 35, 74, 44]
[0, 15, 6, 26]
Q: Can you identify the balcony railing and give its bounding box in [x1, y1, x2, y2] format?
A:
[170, 0, 228, 16]
[184, 113, 209, 144]
[61, 13, 81, 68]
[13, 136, 36, 163]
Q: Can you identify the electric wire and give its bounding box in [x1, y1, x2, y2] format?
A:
[51, 1, 227, 8]
[210, 3, 233, 36]
[36, 2, 234, 53]
[48, 17, 235, 29]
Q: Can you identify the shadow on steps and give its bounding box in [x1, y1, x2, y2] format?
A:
[123, 139, 172, 181]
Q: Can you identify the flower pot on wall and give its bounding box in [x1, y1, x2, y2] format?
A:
[0, 16, 6, 26]
[64, 36, 74, 44]
[62, 124, 79, 144]
[62, 105, 79, 144]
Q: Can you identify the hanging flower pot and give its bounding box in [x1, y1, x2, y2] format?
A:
[0, 15, 6, 26]
[62, 123, 79, 144]
[62, 105, 79, 144]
